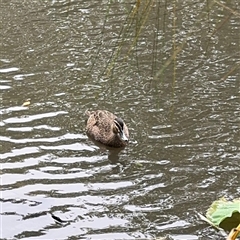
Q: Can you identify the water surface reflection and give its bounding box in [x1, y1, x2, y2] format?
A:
[1, 0, 239, 239]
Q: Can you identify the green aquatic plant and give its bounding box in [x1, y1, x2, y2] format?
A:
[206, 197, 240, 232]
[199, 197, 240, 239]
[105, 0, 154, 77]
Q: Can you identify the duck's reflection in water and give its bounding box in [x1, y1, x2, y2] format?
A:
[87, 135, 128, 166]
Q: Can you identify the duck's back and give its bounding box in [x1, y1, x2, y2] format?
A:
[86, 110, 116, 144]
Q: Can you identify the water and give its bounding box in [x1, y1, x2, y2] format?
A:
[1, 0, 239, 239]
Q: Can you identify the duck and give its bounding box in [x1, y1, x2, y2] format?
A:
[85, 110, 129, 148]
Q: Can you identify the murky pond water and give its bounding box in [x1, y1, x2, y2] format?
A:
[1, 0, 239, 239]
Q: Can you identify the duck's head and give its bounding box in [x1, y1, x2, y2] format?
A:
[112, 117, 129, 143]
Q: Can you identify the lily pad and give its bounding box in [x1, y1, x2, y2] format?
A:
[206, 197, 240, 232]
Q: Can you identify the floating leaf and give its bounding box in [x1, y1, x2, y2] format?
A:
[206, 197, 240, 233]
[134, 161, 143, 167]
[22, 98, 31, 107]
[198, 212, 222, 230]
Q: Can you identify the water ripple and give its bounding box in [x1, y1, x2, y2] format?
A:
[1, 0, 239, 239]
[1, 133, 86, 144]
[3, 111, 68, 124]
[0, 67, 19, 73]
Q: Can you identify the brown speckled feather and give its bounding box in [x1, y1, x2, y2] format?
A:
[85, 110, 129, 148]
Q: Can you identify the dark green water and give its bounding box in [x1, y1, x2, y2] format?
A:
[1, 1, 239, 239]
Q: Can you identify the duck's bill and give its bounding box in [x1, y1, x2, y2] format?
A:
[120, 131, 129, 142]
